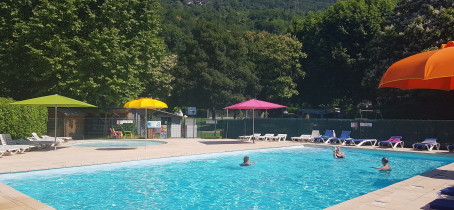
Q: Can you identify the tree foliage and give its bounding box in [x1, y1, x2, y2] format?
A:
[0, 0, 169, 111]
[290, 0, 395, 109]
[245, 31, 305, 100]
[169, 21, 259, 111]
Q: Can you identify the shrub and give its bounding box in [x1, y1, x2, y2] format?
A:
[0, 97, 48, 139]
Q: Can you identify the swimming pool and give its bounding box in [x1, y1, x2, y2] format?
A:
[69, 140, 166, 147]
[0, 146, 452, 209]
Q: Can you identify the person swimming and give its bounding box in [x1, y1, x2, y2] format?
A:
[240, 156, 256, 166]
[370, 157, 391, 171]
[333, 146, 346, 159]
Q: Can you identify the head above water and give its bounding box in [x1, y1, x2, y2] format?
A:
[244, 156, 249, 163]
[382, 157, 388, 164]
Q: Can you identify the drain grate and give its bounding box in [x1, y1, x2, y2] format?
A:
[411, 185, 424, 189]
[372, 201, 388, 206]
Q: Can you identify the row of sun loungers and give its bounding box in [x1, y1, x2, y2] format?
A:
[239, 133, 287, 142]
[239, 130, 453, 152]
[0, 133, 71, 157]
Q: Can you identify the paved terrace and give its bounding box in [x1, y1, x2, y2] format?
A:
[0, 138, 453, 210]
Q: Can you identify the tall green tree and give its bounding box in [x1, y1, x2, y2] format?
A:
[360, 0, 454, 119]
[290, 0, 395, 109]
[169, 21, 259, 116]
[245, 31, 306, 101]
[0, 0, 168, 111]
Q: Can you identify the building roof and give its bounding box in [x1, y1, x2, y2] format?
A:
[152, 109, 183, 118]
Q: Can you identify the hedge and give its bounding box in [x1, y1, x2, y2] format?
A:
[0, 97, 48, 139]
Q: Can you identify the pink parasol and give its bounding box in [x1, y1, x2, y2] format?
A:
[225, 99, 286, 143]
[224, 99, 286, 110]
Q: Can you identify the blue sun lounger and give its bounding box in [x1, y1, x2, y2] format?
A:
[328, 131, 351, 144]
[313, 130, 335, 143]
[448, 145, 454, 152]
[413, 138, 440, 151]
[426, 199, 454, 210]
[343, 138, 377, 147]
[437, 187, 454, 198]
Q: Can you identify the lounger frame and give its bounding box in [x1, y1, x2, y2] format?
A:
[412, 138, 440, 151]
[343, 139, 377, 147]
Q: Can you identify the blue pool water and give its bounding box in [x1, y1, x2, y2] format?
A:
[69, 140, 166, 147]
[0, 146, 453, 209]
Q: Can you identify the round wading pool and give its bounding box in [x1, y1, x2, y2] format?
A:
[70, 140, 166, 147]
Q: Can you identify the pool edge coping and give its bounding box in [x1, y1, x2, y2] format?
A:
[1, 139, 453, 210]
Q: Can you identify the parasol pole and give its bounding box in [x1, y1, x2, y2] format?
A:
[145, 108, 147, 150]
[54, 105, 58, 150]
[252, 108, 255, 144]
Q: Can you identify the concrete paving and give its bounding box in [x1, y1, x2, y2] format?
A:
[0, 138, 453, 209]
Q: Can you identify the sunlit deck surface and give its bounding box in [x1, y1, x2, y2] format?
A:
[0, 138, 453, 210]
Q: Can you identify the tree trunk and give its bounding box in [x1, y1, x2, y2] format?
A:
[211, 108, 216, 120]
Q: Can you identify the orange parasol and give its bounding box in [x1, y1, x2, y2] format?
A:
[379, 41, 454, 90]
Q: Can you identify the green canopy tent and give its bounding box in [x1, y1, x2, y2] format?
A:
[10, 94, 96, 150]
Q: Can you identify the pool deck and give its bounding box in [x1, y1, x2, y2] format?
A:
[0, 138, 453, 210]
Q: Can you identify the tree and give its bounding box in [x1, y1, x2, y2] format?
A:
[360, 0, 454, 119]
[245, 31, 306, 101]
[290, 0, 395, 109]
[363, 0, 454, 97]
[169, 21, 260, 118]
[0, 0, 168, 111]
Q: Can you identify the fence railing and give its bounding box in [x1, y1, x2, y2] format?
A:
[46, 118, 225, 140]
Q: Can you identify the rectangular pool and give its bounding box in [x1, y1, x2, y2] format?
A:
[0, 146, 453, 209]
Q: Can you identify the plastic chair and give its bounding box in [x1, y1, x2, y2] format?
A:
[110, 128, 122, 139]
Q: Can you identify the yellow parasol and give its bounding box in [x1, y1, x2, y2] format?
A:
[124, 98, 167, 149]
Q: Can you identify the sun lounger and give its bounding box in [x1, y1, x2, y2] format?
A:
[0, 134, 36, 153]
[1, 134, 38, 151]
[448, 145, 454, 152]
[256, 133, 275, 141]
[378, 136, 404, 149]
[437, 187, 454, 199]
[413, 138, 440, 151]
[343, 139, 377, 147]
[424, 199, 454, 210]
[42, 135, 72, 142]
[269, 134, 287, 141]
[313, 130, 335, 143]
[0, 145, 19, 155]
[239, 133, 261, 141]
[32, 133, 65, 143]
[0, 149, 5, 157]
[291, 130, 320, 142]
[328, 131, 351, 144]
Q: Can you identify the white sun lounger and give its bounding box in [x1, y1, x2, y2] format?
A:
[343, 139, 377, 147]
[0, 145, 20, 155]
[256, 133, 275, 141]
[291, 130, 320, 142]
[269, 134, 287, 141]
[239, 133, 261, 141]
[31, 133, 65, 144]
[0, 134, 36, 152]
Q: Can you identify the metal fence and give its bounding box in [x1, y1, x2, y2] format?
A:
[46, 117, 226, 140]
[222, 118, 454, 149]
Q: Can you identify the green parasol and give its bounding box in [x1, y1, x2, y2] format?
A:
[10, 94, 96, 150]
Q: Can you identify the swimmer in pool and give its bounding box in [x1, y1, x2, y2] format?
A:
[240, 156, 256, 166]
[333, 146, 346, 159]
[370, 157, 391, 171]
